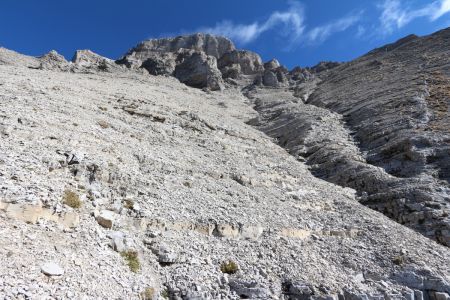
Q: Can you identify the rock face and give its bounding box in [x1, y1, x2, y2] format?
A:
[173, 51, 224, 90]
[117, 33, 288, 89]
[124, 33, 235, 60]
[310, 61, 340, 73]
[246, 28, 450, 247]
[217, 50, 264, 75]
[140, 52, 177, 76]
[117, 33, 232, 90]
[306, 29, 450, 246]
[0, 29, 450, 299]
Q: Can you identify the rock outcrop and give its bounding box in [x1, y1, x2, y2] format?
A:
[173, 50, 224, 90]
[122, 33, 235, 60]
[117, 33, 233, 90]
[217, 50, 264, 75]
[38, 50, 70, 71]
[117, 33, 290, 90]
[71, 49, 122, 72]
[140, 52, 177, 76]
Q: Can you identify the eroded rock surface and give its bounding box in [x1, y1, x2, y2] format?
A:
[246, 28, 450, 246]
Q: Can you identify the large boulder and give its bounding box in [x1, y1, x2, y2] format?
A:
[289, 66, 313, 82]
[173, 51, 224, 91]
[264, 59, 281, 70]
[140, 52, 177, 76]
[262, 66, 288, 87]
[218, 50, 264, 76]
[220, 63, 241, 79]
[262, 70, 279, 87]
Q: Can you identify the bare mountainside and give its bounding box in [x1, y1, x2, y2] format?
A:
[0, 30, 449, 299]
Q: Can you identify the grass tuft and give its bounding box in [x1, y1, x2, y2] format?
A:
[392, 255, 405, 266]
[141, 287, 156, 300]
[220, 260, 239, 274]
[123, 199, 134, 209]
[121, 250, 141, 273]
[63, 190, 82, 209]
[161, 288, 169, 299]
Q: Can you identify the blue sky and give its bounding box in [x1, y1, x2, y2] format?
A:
[1, 0, 450, 68]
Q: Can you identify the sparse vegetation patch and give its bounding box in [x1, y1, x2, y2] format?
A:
[220, 260, 239, 274]
[121, 250, 141, 273]
[62, 190, 82, 209]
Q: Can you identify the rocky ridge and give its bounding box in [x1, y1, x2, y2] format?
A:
[0, 31, 449, 299]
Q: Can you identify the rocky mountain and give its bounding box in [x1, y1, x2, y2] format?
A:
[0, 30, 449, 299]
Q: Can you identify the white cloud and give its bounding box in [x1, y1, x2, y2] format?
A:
[197, 1, 305, 45]
[307, 12, 363, 43]
[199, 21, 261, 44]
[195, 1, 363, 47]
[379, 0, 450, 34]
[432, 0, 450, 19]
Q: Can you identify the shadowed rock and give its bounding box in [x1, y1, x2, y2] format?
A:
[173, 50, 224, 91]
[218, 49, 264, 75]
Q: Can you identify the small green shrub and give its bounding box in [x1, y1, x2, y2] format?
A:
[220, 260, 239, 274]
[141, 287, 156, 300]
[161, 289, 169, 299]
[121, 250, 141, 273]
[123, 199, 134, 209]
[63, 190, 82, 209]
[393, 255, 405, 265]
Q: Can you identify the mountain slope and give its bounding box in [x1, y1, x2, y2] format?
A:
[0, 33, 449, 299]
[248, 28, 450, 247]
